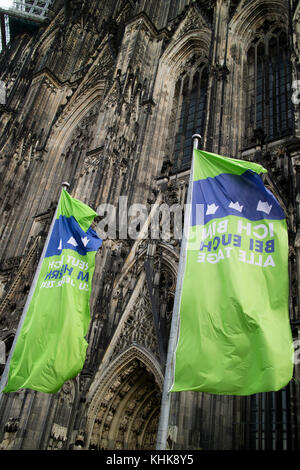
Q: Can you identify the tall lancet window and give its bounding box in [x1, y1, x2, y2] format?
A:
[245, 27, 293, 147]
[170, 62, 208, 172]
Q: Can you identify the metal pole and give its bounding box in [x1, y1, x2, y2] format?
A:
[0, 183, 70, 398]
[155, 135, 202, 450]
[0, 13, 6, 51]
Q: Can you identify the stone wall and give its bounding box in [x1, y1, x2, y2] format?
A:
[0, 0, 299, 450]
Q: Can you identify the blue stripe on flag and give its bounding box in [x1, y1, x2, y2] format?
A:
[45, 215, 102, 258]
[191, 170, 285, 226]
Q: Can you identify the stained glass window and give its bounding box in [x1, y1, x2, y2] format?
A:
[245, 28, 293, 147]
[170, 62, 208, 172]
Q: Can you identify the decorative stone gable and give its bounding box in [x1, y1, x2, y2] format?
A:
[169, 4, 209, 42]
[111, 283, 159, 362]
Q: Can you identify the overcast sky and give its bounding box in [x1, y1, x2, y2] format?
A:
[0, 1, 13, 9]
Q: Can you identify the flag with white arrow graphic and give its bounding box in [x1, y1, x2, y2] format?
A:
[2, 189, 102, 394]
[171, 149, 293, 395]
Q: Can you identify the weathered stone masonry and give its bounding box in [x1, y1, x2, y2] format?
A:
[0, 0, 300, 450]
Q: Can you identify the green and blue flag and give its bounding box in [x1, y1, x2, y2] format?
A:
[2, 189, 102, 394]
[171, 149, 293, 395]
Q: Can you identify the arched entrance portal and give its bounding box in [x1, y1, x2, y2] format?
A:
[88, 356, 162, 450]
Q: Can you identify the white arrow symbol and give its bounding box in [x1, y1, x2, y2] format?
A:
[67, 236, 78, 247]
[57, 239, 62, 250]
[81, 236, 89, 247]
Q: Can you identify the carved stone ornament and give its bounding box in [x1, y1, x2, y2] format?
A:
[48, 423, 68, 450]
[83, 153, 103, 174]
[59, 380, 75, 406]
[0, 418, 20, 450]
[86, 347, 162, 450]
[169, 4, 208, 42]
[111, 284, 159, 361]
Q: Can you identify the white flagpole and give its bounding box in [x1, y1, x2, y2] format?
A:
[155, 134, 202, 450]
[0, 182, 70, 397]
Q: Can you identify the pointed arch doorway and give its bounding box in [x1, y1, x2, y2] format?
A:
[86, 347, 163, 450]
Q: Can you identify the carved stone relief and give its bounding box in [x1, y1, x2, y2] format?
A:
[170, 4, 209, 42]
[87, 356, 161, 450]
[111, 284, 159, 361]
[0, 418, 20, 450]
[48, 423, 68, 450]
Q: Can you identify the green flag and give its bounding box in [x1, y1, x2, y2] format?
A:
[2, 189, 102, 394]
[171, 149, 293, 395]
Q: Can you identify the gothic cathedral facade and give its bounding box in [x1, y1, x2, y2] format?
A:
[0, 0, 300, 450]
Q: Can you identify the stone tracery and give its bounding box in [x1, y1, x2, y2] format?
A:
[0, 0, 300, 452]
[86, 346, 163, 450]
